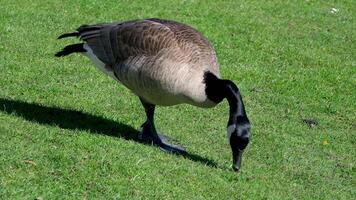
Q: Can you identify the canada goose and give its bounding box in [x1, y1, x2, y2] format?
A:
[55, 18, 251, 172]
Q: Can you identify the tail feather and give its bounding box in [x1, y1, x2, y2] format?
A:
[57, 32, 79, 39]
[55, 43, 86, 57]
[57, 24, 102, 40]
[77, 25, 101, 33]
[56, 24, 104, 57]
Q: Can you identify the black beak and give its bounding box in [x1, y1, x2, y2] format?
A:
[232, 149, 244, 172]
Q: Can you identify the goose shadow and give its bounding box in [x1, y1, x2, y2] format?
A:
[0, 98, 219, 169]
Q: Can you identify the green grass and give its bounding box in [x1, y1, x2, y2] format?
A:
[1, 0, 355, 199]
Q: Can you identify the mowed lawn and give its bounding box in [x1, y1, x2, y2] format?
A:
[0, 0, 355, 199]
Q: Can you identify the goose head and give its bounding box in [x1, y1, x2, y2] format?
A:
[227, 116, 251, 172]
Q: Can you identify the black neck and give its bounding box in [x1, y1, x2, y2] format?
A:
[204, 72, 249, 125]
[224, 81, 248, 124]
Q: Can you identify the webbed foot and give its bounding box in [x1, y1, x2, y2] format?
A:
[138, 130, 186, 155]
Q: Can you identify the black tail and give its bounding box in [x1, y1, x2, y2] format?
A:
[57, 32, 79, 39]
[57, 24, 100, 40]
[55, 43, 86, 57]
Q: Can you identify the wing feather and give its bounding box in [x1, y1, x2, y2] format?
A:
[76, 19, 217, 69]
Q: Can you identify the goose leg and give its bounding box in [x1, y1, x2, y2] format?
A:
[138, 98, 186, 154]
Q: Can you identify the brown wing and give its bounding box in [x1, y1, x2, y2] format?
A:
[78, 18, 216, 66]
[147, 19, 215, 51]
[147, 18, 218, 65]
[77, 20, 172, 66]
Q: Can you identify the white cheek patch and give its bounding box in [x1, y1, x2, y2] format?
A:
[83, 44, 119, 81]
[227, 124, 236, 142]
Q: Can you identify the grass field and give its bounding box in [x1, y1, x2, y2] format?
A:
[1, 0, 355, 199]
